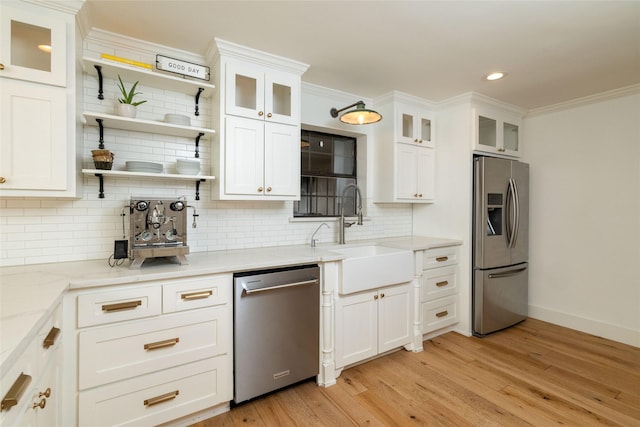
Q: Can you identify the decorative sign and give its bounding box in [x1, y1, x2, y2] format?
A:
[156, 55, 210, 81]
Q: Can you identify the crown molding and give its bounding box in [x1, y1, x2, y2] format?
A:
[373, 90, 437, 110]
[526, 84, 640, 118]
[213, 38, 309, 76]
[302, 82, 373, 105]
[23, 0, 84, 15]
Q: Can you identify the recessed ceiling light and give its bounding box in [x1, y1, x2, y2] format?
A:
[38, 44, 52, 53]
[485, 72, 506, 81]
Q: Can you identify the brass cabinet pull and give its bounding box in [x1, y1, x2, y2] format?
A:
[0, 177, 6, 184]
[43, 326, 60, 349]
[181, 290, 213, 300]
[39, 388, 51, 399]
[32, 399, 46, 410]
[267, 112, 272, 118]
[436, 310, 449, 318]
[1, 373, 32, 411]
[374, 294, 378, 300]
[435, 256, 449, 262]
[257, 187, 263, 192]
[144, 337, 179, 351]
[102, 300, 142, 312]
[436, 281, 449, 287]
[144, 390, 179, 406]
[380, 293, 385, 298]
[414, 193, 418, 198]
[266, 186, 272, 192]
[258, 111, 264, 117]
[0, 64, 4, 70]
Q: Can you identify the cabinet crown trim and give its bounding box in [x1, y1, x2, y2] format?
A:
[213, 38, 309, 76]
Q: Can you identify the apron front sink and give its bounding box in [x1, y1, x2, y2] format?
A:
[331, 245, 413, 294]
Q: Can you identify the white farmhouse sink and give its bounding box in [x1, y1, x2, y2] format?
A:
[331, 245, 414, 294]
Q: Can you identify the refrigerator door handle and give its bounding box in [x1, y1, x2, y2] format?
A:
[512, 177, 520, 248]
[506, 178, 519, 248]
[487, 265, 528, 278]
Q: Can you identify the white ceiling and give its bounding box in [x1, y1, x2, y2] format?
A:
[84, 0, 640, 110]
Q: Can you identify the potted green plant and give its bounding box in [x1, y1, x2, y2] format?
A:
[116, 74, 147, 118]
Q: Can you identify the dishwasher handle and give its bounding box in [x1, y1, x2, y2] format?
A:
[241, 278, 318, 294]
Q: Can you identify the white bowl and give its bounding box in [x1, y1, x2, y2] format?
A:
[164, 113, 190, 126]
[176, 158, 200, 175]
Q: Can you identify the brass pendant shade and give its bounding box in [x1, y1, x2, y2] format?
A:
[330, 101, 382, 125]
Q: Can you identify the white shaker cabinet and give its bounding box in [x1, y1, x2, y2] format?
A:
[419, 246, 460, 335]
[373, 91, 436, 203]
[335, 282, 412, 368]
[0, 305, 62, 427]
[224, 116, 299, 198]
[473, 99, 523, 157]
[0, 1, 80, 198]
[65, 274, 233, 427]
[212, 38, 309, 201]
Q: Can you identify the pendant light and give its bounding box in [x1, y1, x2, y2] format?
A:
[330, 101, 382, 125]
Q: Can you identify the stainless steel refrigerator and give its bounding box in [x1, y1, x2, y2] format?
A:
[473, 156, 529, 336]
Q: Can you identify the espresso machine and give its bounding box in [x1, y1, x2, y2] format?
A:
[127, 197, 196, 268]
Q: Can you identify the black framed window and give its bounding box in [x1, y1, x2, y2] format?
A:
[294, 130, 357, 217]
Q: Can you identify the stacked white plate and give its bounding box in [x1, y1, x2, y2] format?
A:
[176, 158, 200, 175]
[126, 161, 163, 173]
[164, 113, 191, 126]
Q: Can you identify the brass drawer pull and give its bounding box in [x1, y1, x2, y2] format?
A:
[181, 290, 213, 301]
[144, 390, 179, 407]
[39, 388, 51, 399]
[436, 281, 449, 288]
[436, 310, 449, 318]
[43, 326, 60, 349]
[144, 337, 179, 351]
[1, 373, 32, 411]
[102, 300, 142, 312]
[435, 256, 449, 262]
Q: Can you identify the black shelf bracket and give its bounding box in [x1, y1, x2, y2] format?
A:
[94, 65, 104, 100]
[96, 118, 105, 149]
[195, 179, 205, 200]
[195, 88, 204, 116]
[194, 132, 204, 158]
[94, 173, 105, 198]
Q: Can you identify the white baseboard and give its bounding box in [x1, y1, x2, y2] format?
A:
[528, 304, 640, 348]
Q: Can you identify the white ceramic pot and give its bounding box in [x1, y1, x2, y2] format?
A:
[116, 103, 137, 118]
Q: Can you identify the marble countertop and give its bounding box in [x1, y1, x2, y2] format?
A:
[0, 236, 461, 369]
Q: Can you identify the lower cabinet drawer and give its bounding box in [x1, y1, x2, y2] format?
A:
[77, 285, 162, 328]
[162, 274, 232, 313]
[422, 247, 459, 269]
[421, 295, 458, 333]
[78, 356, 232, 427]
[78, 307, 230, 390]
[420, 266, 458, 302]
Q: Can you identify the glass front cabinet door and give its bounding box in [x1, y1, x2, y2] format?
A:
[225, 61, 300, 126]
[398, 106, 434, 148]
[474, 105, 522, 157]
[0, 3, 67, 87]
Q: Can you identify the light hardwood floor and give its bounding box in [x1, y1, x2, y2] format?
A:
[191, 319, 640, 426]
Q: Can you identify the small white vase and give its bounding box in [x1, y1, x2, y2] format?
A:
[116, 103, 137, 118]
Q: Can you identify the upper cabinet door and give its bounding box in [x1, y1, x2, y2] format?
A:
[264, 70, 299, 126]
[473, 104, 522, 157]
[397, 106, 434, 148]
[0, 4, 67, 87]
[224, 61, 300, 126]
[225, 61, 265, 120]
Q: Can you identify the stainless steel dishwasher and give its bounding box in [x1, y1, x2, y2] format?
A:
[233, 264, 320, 404]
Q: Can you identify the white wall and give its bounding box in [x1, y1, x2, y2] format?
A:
[0, 31, 412, 267]
[522, 88, 640, 346]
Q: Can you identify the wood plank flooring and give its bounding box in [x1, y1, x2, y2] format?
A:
[191, 319, 640, 426]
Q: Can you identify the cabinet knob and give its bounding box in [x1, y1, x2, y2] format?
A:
[0, 177, 5, 184]
[32, 398, 46, 410]
[266, 186, 272, 192]
[380, 293, 385, 298]
[38, 388, 51, 399]
[498, 148, 505, 152]
[418, 194, 423, 198]
[257, 187, 264, 193]
[414, 193, 418, 198]
[0, 63, 4, 71]
[374, 294, 378, 300]
[258, 111, 264, 117]
[267, 113, 272, 118]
